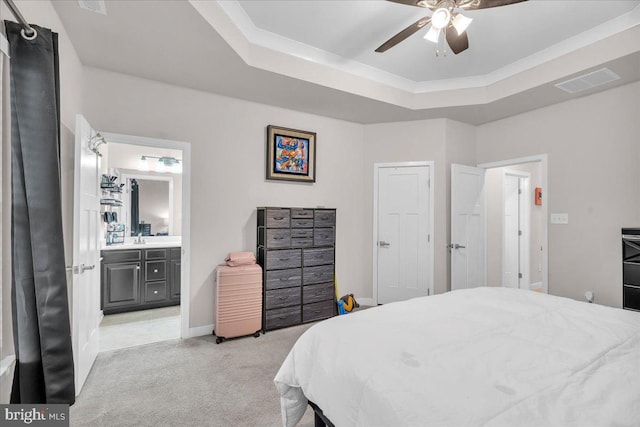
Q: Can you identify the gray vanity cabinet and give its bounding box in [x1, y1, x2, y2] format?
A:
[258, 207, 337, 332]
[101, 246, 181, 314]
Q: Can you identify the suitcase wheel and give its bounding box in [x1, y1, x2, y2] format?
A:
[253, 332, 260, 338]
[215, 336, 224, 344]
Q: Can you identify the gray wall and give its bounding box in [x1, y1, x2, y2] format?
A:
[477, 81, 640, 307]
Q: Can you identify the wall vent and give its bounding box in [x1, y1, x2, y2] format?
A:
[554, 68, 621, 94]
[78, 0, 107, 15]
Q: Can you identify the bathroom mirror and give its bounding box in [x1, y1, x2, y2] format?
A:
[122, 173, 181, 237]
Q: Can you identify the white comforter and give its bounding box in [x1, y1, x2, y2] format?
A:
[274, 288, 640, 427]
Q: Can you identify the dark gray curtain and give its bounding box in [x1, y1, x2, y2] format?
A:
[6, 21, 75, 404]
[130, 179, 139, 236]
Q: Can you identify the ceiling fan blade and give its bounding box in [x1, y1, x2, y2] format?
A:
[385, 0, 429, 8]
[461, 0, 527, 10]
[446, 29, 469, 55]
[375, 17, 431, 53]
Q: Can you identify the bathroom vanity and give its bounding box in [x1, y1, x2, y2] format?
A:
[101, 243, 181, 314]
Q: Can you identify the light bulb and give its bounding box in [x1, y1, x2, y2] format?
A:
[424, 25, 440, 43]
[431, 8, 451, 30]
[139, 156, 149, 171]
[452, 13, 472, 35]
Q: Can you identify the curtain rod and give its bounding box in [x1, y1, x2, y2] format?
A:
[3, 0, 36, 39]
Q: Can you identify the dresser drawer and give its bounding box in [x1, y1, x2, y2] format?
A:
[314, 210, 336, 228]
[266, 229, 291, 248]
[145, 248, 167, 260]
[291, 218, 314, 228]
[291, 208, 314, 219]
[292, 238, 313, 248]
[303, 265, 334, 285]
[623, 285, 640, 311]
[146, 260, 166, 281]
[314, 228, 334, 247]
[101, 249, 141, 263]
[266, 306, 301, 330]
[303, 300, 335, 323]
[144, 281, 167, 302]
[265, 268, 302, 290]
[292, 229, 313, 238]
[303, 282, 334, 304]
[266, 287, 301, 310]
[303, 248, 334, 267]
[266, 209, 291, 228]
[265, 249, 301, 270]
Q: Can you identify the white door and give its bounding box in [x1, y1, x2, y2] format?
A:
[503, 172, 530, 289]
[72, 114, 102, 395]
[376, 164, 432, 304]
[451, 164, 486, 291]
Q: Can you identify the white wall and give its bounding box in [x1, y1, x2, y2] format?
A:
[477, 81, 640, 307]
[82, 67, 368, 329]
[486, 163, 543, 287]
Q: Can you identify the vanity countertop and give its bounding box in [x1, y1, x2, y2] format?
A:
[101, 240, 181, 251]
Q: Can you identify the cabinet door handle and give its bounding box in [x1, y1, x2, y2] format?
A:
[154, 269, 159, 273]
[153, 290, 159, 294]
[136, 266, 140, 270]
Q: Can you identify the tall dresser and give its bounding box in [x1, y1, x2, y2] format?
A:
[257, 207, 337, 331]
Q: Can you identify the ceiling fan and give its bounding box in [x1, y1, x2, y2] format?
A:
[375, 0, 527, 55]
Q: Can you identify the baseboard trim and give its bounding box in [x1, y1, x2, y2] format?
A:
[357, 297, 375, 306]
[187, 324, 214, 338]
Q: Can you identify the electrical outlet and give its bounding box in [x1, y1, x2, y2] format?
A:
[550, 213, 569, 224]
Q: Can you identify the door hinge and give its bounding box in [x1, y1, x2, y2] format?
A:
[518, 273, 523, 279]
[428, 234, 430, 243]
[518, 189, 522, 194]
[518, 230, 522, 236]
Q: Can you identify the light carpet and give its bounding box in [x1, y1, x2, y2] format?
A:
[71, 324, 316, 427]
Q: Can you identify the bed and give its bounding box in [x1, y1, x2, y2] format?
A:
[274, 287, 640, 427]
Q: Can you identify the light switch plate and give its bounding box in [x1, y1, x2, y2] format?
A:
[550, 213, 569, 224]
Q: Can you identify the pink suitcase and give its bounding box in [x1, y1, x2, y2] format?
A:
[213, 264, 262, 344]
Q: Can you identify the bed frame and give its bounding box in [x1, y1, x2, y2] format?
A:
[308, 401, 335, 427]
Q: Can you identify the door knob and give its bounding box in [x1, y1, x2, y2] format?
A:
[80, 264, 96, 273]
[451, 243, 466, 249]
[378, 241, 390, 247]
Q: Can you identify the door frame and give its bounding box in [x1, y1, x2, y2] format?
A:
[478, 154, 548, 294]
[372, 161, 435, 305]
[502, 169, 530, 289]
[101, 132, 191, 339]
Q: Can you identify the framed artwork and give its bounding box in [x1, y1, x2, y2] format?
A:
[266, 125, 316, 183]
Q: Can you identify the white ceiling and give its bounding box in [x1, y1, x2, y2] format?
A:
[50, 0, 640, 125]
[236, 0, 639, 82]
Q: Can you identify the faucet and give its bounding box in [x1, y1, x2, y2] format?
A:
[134, 233, 146, 244]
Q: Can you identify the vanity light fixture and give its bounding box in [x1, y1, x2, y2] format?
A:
[138, 155, 182, 174]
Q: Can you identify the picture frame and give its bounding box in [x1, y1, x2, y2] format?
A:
[266, 125, 316, 183]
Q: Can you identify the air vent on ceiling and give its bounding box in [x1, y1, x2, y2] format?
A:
[554, 68, 621, 94]
[78, 0, 107, 15]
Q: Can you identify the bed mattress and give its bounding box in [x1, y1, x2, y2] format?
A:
[274, 287, 640, 427]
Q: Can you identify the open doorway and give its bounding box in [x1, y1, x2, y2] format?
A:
[479, 155, 548, 293]
[98, 139, 186, 352]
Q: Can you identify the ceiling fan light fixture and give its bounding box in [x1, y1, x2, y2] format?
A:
[423, 25, 441, 43]
[431, 8, 451, 29]
[452, 13, 472, 35]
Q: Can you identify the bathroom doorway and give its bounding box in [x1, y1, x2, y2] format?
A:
[96, 132, 191, 352]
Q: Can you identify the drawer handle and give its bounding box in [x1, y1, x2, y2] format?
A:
[273, 237, 284, 240]
[153, 290, 159, 294]
[278, 315, 287, 320]
[154, 269, 159, 273]
[299, 212, 309, 216]
[320, 216, 329, 220]
[279, 258, 290, 262]
[278, 296, 288, 300]
[279, 278, 288, 281]
[274, 216, 284, 220]
[136, 266, 140, 270]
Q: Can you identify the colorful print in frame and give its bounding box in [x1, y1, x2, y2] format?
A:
[266, 125, 316, 183]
